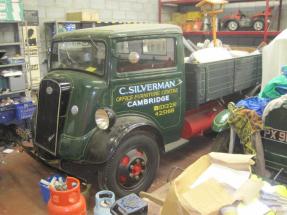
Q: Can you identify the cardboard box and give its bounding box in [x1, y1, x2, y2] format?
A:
[66, 11, 99, 22]
[185, 11, 203, 21]
[171, 12, 186, 25]
[160, 153, 254, 215]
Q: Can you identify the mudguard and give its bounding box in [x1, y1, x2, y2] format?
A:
[84, 115, 162, 164]
[212, 109, 230, 133]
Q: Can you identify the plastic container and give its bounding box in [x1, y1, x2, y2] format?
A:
[48, 176, 86, 215]
[94, 190, 115, 215]
[39, 175, 64, 204]
[0, 105, 15, 124]
[15, 101, 36, 120]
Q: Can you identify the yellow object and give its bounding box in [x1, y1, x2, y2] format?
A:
[85, 66, 97, 73]
[196, 0, 227, 47]
[275, 185, 287, 197]
[66, 11, 99, 22]
[171, 12, 185, 25]
[185, 11, 203, 21]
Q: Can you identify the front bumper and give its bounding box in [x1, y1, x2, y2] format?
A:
[22, 143, 95, 183]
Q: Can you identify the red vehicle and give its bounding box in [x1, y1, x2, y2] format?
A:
[222, 8, 272, 31]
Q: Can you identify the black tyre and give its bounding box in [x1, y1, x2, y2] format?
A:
[253, 20, 264, 31]
[211, 129, 243, 153]
[211, 130, 230, 152]
[98, 131, 160, 197]
[227, 20, 239, 31]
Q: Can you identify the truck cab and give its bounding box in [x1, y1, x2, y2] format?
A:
[31, 24, 187, 196]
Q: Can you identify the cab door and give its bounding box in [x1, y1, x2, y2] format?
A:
[110, 35, 185, 143]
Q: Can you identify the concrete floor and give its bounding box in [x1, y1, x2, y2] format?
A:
[0, 136, 213, 215]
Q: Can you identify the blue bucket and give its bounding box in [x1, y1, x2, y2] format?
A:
[39, 175, 65, 204]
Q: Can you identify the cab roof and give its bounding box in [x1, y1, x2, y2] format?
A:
[53, 24, 182, 40]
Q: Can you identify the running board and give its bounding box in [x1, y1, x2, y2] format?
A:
[164, 138, 189, 153]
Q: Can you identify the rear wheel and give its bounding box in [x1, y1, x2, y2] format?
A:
[98, 131, 160, 197]
[227, 20, 239, 31]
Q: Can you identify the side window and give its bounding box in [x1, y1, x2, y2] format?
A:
[116, 38, 176, 73]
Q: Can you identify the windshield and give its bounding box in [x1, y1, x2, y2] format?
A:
[50, 41, 106, 75]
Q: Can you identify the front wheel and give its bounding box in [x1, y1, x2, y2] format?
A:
[253, 20, 264, 31]
[98, 131, 160, 197]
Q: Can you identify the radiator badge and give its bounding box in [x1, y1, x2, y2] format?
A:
[46, 86, 53, 95]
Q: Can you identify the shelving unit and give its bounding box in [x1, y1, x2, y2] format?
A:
[0, 21, 26, 98]
[159, 0, 283, 44]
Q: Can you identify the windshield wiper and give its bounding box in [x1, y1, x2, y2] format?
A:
[61, 38, 77, 65]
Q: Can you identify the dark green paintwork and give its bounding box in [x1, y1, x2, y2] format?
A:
[41, 24, 185, 161]
[262, 106, 287, 172]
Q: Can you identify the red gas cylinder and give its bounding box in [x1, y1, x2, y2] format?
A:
[48, 176, 86, 215]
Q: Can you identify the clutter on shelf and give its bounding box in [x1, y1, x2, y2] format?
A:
[221, 8, 272, 31]
[0, 50, 24, 65]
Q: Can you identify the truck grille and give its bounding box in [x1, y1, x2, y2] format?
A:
[35, 79, 71, 155]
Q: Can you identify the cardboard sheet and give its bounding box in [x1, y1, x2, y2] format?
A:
[234, 179, 263, 203]
[190, 163, 250, 190]
[237, 199, 270, 215]
[182, 179, 235, 215]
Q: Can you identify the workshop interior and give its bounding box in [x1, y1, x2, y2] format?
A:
[0, 0, 287, 214]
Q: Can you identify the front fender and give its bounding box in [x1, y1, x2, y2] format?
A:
[212, 109, 230, 133]
[84, 115, 161, 164]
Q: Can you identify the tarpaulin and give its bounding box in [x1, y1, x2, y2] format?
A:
[236, 97, 271, 117]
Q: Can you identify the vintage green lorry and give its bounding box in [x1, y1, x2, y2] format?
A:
[25, 24, 262, 196]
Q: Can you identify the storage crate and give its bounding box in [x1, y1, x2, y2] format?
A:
[15, 101, 36, 120]
[0, 104, 15, 124]
[8, 75, 25, 91]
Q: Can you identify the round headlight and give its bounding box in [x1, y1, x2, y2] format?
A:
[95, 108, 116, 130]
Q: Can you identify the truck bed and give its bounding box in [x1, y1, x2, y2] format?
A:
[185, 54, 262, 109]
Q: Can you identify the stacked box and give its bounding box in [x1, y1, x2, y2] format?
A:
[0, 0, 23, 21]
[171, 12, 186, 25]
[185, 11, 202, 21]
[66, 11, 99, 22]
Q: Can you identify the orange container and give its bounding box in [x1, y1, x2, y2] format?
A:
[193, 21, 203, 31]
[48, 177, 86, 215]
